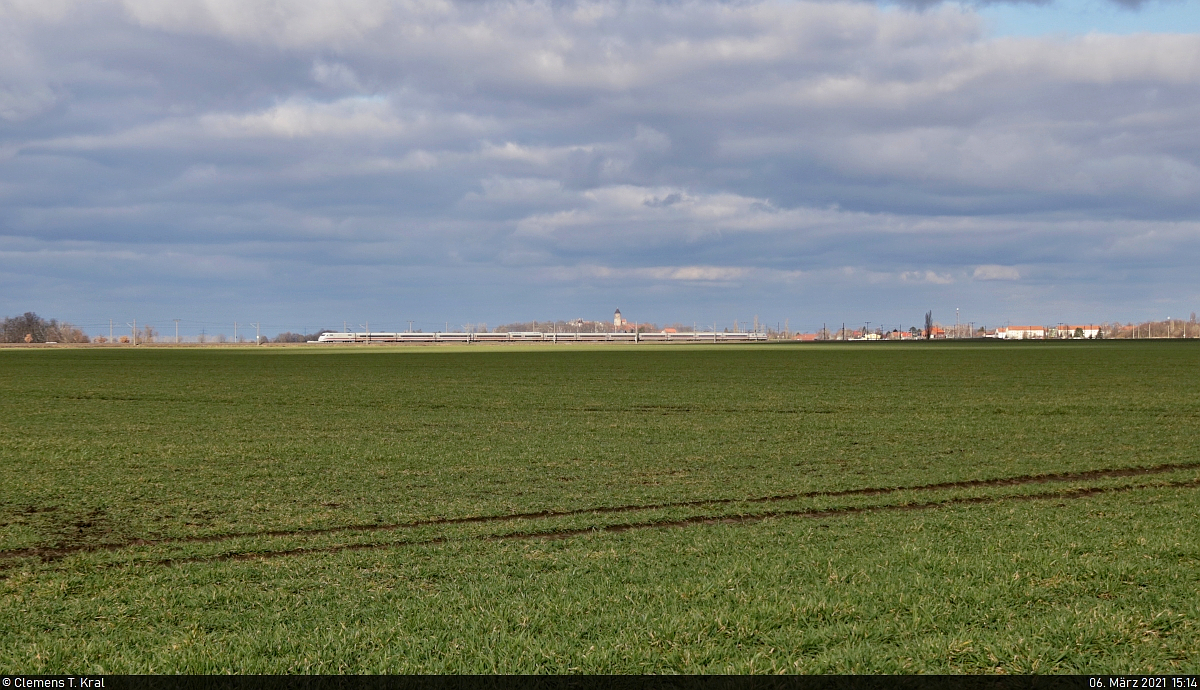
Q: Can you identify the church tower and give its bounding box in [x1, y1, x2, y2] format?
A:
[614, 309, 624, 328]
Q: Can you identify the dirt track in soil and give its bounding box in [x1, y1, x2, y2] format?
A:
[2, 463, 1196, 569]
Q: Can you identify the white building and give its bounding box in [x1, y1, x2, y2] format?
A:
[995, 326, 1046, 339]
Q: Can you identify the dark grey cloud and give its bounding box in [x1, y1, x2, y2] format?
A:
[1, 0, 1198, 332]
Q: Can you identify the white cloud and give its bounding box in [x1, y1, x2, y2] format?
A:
[201, 97, 402, 138]
[311, 60, 366, 91]
[664, 266, 744, 281]
[973, 265, 1021, 281]
[115, 0, 399, 48]
[545, 264, 799, 284]
[902, 270, 955, 285]
[0, 84, 56, 121]
[0, 0, 76, 22]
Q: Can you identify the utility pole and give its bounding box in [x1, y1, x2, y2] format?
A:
[407, 320, 413, 333]
[127, 319, 136, 346]
[956, 308, 960, 339]
[174, 319, 180, 344]
[109, 319, 113, 342]
[252, 322, 260, 345]
[233, 322, 238, 342]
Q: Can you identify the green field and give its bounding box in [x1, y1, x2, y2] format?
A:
[1, 342, 1198, 672]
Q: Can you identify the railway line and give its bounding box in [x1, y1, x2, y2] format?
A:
[313, 331, 769, 343]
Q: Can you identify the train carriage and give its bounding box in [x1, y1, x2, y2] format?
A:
[316, 330, 768, 344]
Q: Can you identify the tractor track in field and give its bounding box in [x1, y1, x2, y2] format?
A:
[153, 477, 1200, 567]
[2, 461, 1198, 565]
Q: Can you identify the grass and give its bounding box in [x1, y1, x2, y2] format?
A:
[1, 341, 1198, 672]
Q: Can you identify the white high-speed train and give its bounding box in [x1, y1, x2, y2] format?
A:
[313, 331, 768, 343]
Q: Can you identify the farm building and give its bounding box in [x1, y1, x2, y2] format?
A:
[994, 326, 1046, 339]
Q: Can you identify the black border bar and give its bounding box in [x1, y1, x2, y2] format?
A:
[1, 676, 1198, 690]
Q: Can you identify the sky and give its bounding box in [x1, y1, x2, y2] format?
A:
[2, 0, 1198, 336]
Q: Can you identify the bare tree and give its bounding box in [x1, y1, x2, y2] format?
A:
[2, 312, 47, 342]
[496, 319, 615, 334]
[924, 311, 933, 340]
[2, 312, 88, 343]
[274, 331, 330, 343]
[52, 321, 89, 343]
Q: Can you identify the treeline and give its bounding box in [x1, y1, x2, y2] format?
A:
[1, 312, 89, 343]
[272, 331, 333, 343]
[493, 320, 693, 333]
[1105, 315, 1198, 338]
[495, 320, 610, 333]
[494, 320, 772, 334]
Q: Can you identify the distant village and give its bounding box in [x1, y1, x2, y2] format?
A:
[491, 310, 1199, 341]
[789, 323, 1107, 341]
